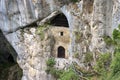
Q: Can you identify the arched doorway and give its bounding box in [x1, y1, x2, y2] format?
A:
[57, 46, 65, 58]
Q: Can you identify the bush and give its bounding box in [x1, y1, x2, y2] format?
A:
[46, 58, 56, 67]
[37, 24, 48, 40]
[74, 31, 83, 43]
[103, 36, 114, 46]
[46, 58, 79, 80]
[84, 52, 93, 63]
[59, 68, 79, 80]
[110, 52, 120, 76]
[94, 53, 111, 74]
[105, 25, 120, 80]
[112, 28, 120, 52]
[73, 52, 79, 58]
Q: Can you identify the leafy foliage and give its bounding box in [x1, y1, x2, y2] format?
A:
[46, 58, 79, 80]
[103, 36, 114, 46]
[59, 68, 79, 80]
[110, 52, 120, 76]
[46, 57, 56, 67]
[84, 52, 93, 63]
[112, 28, 120, 52]
[94, 25, 120, 80]
[107, 27, 120, 80]
[94, 53, 111, 76]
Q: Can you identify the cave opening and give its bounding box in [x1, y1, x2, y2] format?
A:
[50, 13, 69, 27]
[57, 46, 65, 58]
[0, 30, 23, 79]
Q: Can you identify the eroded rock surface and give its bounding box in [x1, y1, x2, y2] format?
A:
[0, 0, 120, 80]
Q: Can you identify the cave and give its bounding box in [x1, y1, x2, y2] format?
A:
[50, 14, 69, 27]
[0, 30, 23, 80]
[0, 30, 17, 64]
[57, 46, 65, 58]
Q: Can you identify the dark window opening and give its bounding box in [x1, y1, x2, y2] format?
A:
[57, 46, 65, 58]
[50, 14, 69, 27]
[60, 32, 63, 36]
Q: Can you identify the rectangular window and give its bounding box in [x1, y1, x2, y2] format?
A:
[60, 32, 63, 36]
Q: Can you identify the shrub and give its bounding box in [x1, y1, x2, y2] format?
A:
[59, 68, 79, 80]
[110, 52, 120, 77]
[37, 24, 48, 40]
[46, 58, 79, 80]
[94, 53, 111, 74]
[74, 31, 83, 43]
[112, 27, 120, 52]
[103, 36, 114, 46]
[74, 52, 79, 58]
[84, 52, 93, 63]
[46, 58, 56, 67]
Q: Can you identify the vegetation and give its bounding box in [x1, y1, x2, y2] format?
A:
[106, 25, 120, 80]
[103, 36, 114, 46]
[37, 24, 49, 40]
[94, 53, 111, 74]
[45, 57, 63, 78]
[108, 52, 120, 80]
[84, 52, 93, 63]
[94, 25, 120, 80]
[73, 52, 79, 58]
[46, 58, 79, 80]
[74, 31, 83, 43]
[46, 57, 56, 67]
[59, 67, 79, 80]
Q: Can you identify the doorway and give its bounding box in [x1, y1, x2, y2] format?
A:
[57, 46, 65, 58]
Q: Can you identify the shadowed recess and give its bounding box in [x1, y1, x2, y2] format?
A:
[50, 14, 69, 27]
[0, 30, 23, 80]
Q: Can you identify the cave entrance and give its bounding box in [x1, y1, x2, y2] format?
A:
[57, 46, 65, 58]
[50, 13, 69, 27]
[0, 30, 23, 79]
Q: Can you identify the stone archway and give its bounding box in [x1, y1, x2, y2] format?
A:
[57, 46, 65, 58]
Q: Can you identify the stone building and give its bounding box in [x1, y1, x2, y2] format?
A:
[47, 13, 70, 59]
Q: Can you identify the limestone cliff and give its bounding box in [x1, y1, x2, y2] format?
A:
[0, 0, 120, 80]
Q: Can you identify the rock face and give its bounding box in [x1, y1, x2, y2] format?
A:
[0, 0, 120, 80]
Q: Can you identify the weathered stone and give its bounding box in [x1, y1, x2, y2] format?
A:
[0, 0, 120, 80]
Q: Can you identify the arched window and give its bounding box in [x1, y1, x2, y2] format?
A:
[57, 46, 65, 58]
[50, 14, 69, 27]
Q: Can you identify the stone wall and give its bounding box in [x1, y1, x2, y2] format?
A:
[0, 0, 120, 80]
[50, 26, 70, 58]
